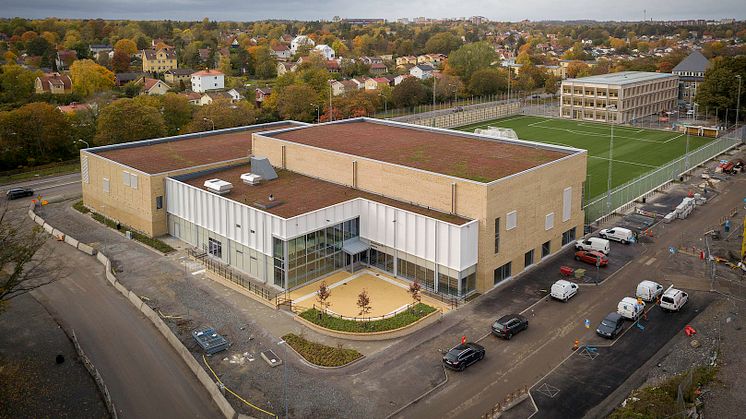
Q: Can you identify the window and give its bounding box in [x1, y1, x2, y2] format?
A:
[102, 177, 109, 193]
[130, 174, 138, 189]
[542, 241, 551, 258]
[494, 262, 512, 285]
[156, 196, 163, 210]
[506, 211, 517, 230]
[123, 171, 130, 186]
[494, 218, 500, 253]
[545, 213, 554, 230]
[524, 249, 534, 268]
[562, 187, 572, 221]
[208, 238, 222, 258]
[562, 228, 576, 246]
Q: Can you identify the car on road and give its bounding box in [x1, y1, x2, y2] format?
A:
[596, 312, 625, 339]
[491, 314, 529, 340]
[442, 342, 485, 371]
[5, 187, 34, 200]
[660, 286, 688, 312]
[599, 227, 634, 244]
[452, 106, 464, 112]
[636, 280, 664, 302]
[617, 297, 645, 321]
[551, 279, 578, 302]
[575, 237, 610, 255]
[574, 250, 608, 267]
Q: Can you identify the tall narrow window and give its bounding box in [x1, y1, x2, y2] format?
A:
[102, 177, 109, 193]
[563, 187, 572, 222]
[506, 211, 517, 230]
[494, 218, 500, 254]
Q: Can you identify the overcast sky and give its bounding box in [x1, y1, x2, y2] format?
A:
[2, 0, 745, 22]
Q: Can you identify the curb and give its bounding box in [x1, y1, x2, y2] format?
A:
[292, 308, 443, 341]
[28, 205, 237, 419]
[281, 337, 366, 370]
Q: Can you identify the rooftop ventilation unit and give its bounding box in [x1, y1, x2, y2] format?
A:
[240, 173, 263, 185]
[204, 178, 233, 195]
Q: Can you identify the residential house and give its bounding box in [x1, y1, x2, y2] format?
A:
[417, 54, 446, 66]
[369, 62, 388, 75]
[360, 56, 383, 66]
[136, 77, 171, 95]
[198, 48, 212, 63]
[34, 73, 72, 94]
[164, 68, 194, 85]
[313, 44, 335, 60]
[277, 61, 298, 75]
[365, 77, 391, 91]
[270, 44, 292, 60]
[538, 65, 565, 79]
[199, 89, 242, 106]
[56, 102, 91, 114]
[142, 47, 178, 73]
[115, 72, 146, 86]
[290, 35, 315, 55]
[182, 91, 202, 105]
[255, 87, 272, 106]
[55, 50, 77, 71]
[89, 44, 112, 59]
[394, 74, 414, 85]
[279, 34, 294, 44]
[350, 77, 368, 89]
[191, 69, 225, 93]
[395, 55, 418, 67]
[325, 60, 340, 73]
[410, 64, 434, 79]
[671, 50, 710, 106]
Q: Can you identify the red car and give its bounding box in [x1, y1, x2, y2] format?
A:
[575, 250, 608, 267]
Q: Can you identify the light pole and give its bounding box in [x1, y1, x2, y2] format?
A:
[203, 117, 215, 131]
[379, 92, 387, 116]
[310, 104, 320, 123]
[277, 340, 289, 419]
[606, 105, 617, 213]
[736, 75, 742, 133]
[75, 139, 90, 148]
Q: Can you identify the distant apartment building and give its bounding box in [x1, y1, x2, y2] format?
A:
[560, 71, 678, 123]
[191, 69, 225, 93]
[671, 50, 710, 106]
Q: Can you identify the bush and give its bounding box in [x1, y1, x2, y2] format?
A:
[282, 333, 362, 367]
[72, 200, 90, 214]
[299, 303, 437, 333]
[78, 204, 175, 254]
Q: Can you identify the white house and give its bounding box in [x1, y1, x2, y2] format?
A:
[394, 74, 414, 85]
[191, 69, 225, 93]
[290, 35, 315, 55]
[313, 44, 336, 60]
[198, 89, 242, 106]
[270, 44, 292, 60]
[410, 64, 434, 80]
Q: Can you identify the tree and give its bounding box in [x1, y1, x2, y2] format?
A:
[0, 208, 57, 314]
[316, 281, 331, 312]
[392, 77, 427, 109]
[276, 84, 317, 122]
[424, 32, 462, 55]
[95, 98, 166, 145]
[114, 39, 138, 55]
[468, 68, 506, 96]
[434, 73, 464, 101]
[70, 59, 115, 97]
[447, 42, 497, 81]
[356, 289, 372, 317]
[544, 74, 560, 95]
[566, 61, 591, 79]
[696, 56, 746, 123]
[111, 50, 131, 73]
[0, 102, 74, 168]
[186, 100, 256, 132]
[161, 93, 193, 135]
[0, 64, 41, 103]
[408, 280, 422, 307]
[251, 46, 276, 79]
[562, 42, 590, 61]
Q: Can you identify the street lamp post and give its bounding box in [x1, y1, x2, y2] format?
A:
[736, 75, 742, 133]
[203, 117, 215, 131]
[606, 105, 617, 213]
[310, 104, 320, 123]
[75, 139, 90, 148]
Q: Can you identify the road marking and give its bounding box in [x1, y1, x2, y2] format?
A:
[191, 269, 206, 275]
[35, 180, 81, 191]
[645, 257, 657, 266]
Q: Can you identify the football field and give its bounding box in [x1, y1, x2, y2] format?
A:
[459, 115, 714, 199]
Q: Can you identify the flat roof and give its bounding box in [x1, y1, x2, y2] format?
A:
[264, 119, 570, 183]
[92, 122, 303, 174]
[180, 165, 471, 225]
[565, 71, 676, 86]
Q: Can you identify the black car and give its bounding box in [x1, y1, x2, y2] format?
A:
[442, 342, 485, 371]
[596, 312, 625, 339]
[5, 187, 34, 200]
[491, 314, 529, 340]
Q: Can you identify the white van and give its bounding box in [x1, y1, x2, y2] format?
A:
[599, 227, 634, 244]
[660, 286, 688, 312]
[617, 297, 645, 321]
[575, 237, 611, 255]
[636, 280, 664, 302]
[551, 280, 579, 302]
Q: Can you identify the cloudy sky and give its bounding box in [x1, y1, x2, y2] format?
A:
[2, 0, 745, 22]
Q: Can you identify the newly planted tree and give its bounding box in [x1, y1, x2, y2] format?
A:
[316, 281, 332, 314]
[357, 289, 372, 317]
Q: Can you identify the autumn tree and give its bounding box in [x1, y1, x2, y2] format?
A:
[566, 61, 591, 79]
[468, 68, 506, 96]
[408, 280, 422, 307]
[448, 42, 497, 81]
[114, 38, 138, 55]
[562, 42, 590, 61]
[276, 84, 317, 122]
[424, 32, 462, 55]
[251, 46, 276, 79]
[0, 102, 74, 168]
[433, 73, 464, 101]
[70, 59, 115, 97]
[0, 64, 41, 103]
[111, 50, 131, 73]
[696, 56, 746, 123]
[357, 289, 372, 317]
[392, 77, 427, 109]
[95, 98, 166, 145]
[161, 93, 194, 135]
[316, 281, 332, 313]
[186, 100, 256, 132]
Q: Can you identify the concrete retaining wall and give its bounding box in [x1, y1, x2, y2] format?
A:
[28, 206, 236, 419]
[293, 308, 443, 341]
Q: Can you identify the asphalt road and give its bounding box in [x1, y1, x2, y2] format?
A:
[4, 174, 221, 419]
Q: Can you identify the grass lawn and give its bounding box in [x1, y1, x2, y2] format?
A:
[282, 333, 362, 367]
[0, 161, 80, 185]
[459, 116, 713, 199]
[299, 303, 437, 333]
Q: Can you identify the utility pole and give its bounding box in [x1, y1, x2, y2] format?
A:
[329, 82, 333, 122]
[736, 74, 742, 135]
[606, 105, 617, 213]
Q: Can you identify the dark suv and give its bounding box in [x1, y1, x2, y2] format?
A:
[5, 188, 34, 200]
[442, 342, 485, 371]
[596, 312, 625, 339]
[492, 314, 529, 340]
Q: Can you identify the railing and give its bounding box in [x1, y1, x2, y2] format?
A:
[583, 126, 744, 224]
[186, 248, 277, 302]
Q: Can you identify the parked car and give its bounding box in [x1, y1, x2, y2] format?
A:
[442, 342, 485, 371]
[5, 187, 34, 200]
[599, 227, 634, 244]
[575, 237, 610, 255]
[617, 297, 645, 321]
[596, 312, 625, 339]
[660, 286, 688, 312]
[551, 279, 578, 302]
[452, 106, 464, 112]
[636, 280, 664, 302]
[491, 314, 529, 340]
[574, 250, 608, 267]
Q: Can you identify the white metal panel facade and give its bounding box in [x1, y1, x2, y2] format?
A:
[165, 178, 478, 270]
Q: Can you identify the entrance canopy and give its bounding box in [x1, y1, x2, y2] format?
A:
[342, 237, 370, 255]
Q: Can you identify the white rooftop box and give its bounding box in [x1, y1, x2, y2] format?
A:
[240, 173, 263, 185]
[204, 178, 233, 195]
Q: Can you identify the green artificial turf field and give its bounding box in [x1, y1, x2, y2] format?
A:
[459, 115, 713, 199]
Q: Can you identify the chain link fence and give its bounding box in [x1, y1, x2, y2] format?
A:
[583, 126, 744, 224]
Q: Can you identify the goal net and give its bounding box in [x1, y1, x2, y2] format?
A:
[474, 126, 519, 141]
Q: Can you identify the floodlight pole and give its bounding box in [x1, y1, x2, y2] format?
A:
[606, 105, 617, 213]
[736, 75, 742, 135]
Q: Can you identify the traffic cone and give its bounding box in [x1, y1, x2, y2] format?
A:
[572, 339, 579, 350]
